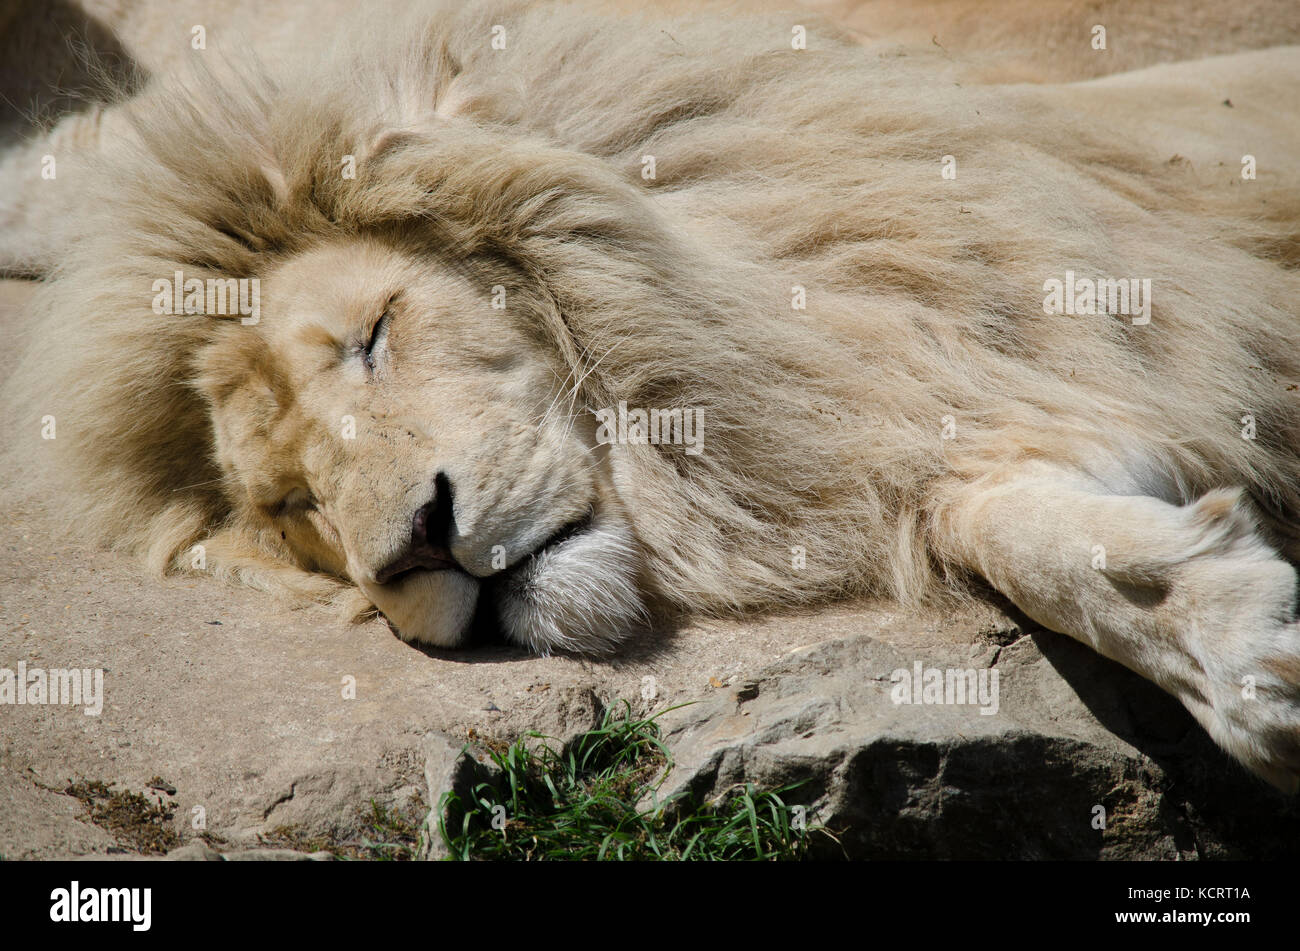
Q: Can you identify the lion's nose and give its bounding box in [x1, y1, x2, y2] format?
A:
[373, 472, 460, 584]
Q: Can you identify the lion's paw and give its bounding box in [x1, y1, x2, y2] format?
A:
[1200, 619, 1300, 794]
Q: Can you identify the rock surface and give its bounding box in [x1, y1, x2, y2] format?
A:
[1, 276, 1297, 861]
[654, 632, 1300, 859]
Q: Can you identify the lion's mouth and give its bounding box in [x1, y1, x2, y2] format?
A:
[373, 548, 460, 586]
[516, 509, 595, 568]
[380, 509, 594, 592]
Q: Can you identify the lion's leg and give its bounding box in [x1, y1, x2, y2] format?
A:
[933, 459, 1300, 791]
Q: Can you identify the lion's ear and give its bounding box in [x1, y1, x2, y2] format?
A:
[192, 326, 286, 472]
[193, 324, 280, 410]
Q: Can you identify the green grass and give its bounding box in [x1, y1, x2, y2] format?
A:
[352, 797, 428, 860]
[436, 702, 833, 860]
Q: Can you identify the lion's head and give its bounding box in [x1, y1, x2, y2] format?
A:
[195, 236, 646, 651]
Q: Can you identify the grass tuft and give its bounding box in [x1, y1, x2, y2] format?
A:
[437, 701, 832, 860]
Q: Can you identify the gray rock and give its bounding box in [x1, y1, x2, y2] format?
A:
[220, 849, 335, 861]
[419, 731, 498, 861]
[0, 768, 117, 860]
[653, 633, 1300, 859]
[164, 841, 224, 861]
[162, 841, 333, 860]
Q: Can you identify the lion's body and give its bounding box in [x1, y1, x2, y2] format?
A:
[3, 0, 1300, 787]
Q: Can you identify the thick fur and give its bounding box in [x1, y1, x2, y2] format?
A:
[4, 1, 1300, 784]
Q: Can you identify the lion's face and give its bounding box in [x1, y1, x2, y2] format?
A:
[197, 238, 645, 653]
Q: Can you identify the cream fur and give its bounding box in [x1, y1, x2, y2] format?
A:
[3, 0, 1299, 787]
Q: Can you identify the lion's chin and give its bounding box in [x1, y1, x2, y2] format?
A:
[368, 570, 481, 648]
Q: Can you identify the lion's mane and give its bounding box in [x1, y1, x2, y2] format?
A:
[7, 0, 1300, 622]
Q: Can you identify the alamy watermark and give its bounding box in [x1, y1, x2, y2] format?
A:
[50, 881, 150, 931]
[890, 661, 999, 715]
[1042, 270, 1151, 325]
[151, 269, 260, 324]
[594, 401, 704, 455]
[0, 662, 103, 715]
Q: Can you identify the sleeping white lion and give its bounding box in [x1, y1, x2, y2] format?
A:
[3, 0, 1299, 791]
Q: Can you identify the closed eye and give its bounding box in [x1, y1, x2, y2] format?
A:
[362, 295, 397, 372]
